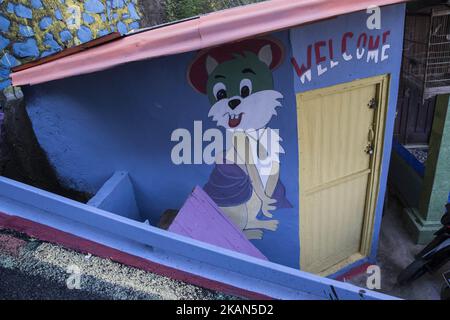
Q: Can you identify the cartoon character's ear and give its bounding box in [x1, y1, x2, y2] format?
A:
[258, 44, 273, 67]
[206, 55, 219, 75]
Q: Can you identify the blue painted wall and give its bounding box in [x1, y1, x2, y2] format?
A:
[24, 30, 300, 268]
[87, 171, 141, 221]
[23, 4, 405, 270]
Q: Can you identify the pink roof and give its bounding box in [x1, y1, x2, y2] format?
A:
[11, 0, 408, 86]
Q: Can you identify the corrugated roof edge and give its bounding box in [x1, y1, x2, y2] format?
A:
[11, 32, 122, 73]
[10, 0, 409, 86]
[11, 16, 202, 73]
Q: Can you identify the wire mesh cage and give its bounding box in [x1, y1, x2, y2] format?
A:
[403, 6, 450, 100]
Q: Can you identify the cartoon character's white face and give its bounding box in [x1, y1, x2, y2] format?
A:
[205, 45, 284, 132]
[208, 89, 283, 131]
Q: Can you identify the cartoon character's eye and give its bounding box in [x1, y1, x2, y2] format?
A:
[213, 83, 227, 101]
[240, 79, 252, 98]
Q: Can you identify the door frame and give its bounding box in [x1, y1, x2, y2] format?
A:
[296, 74, 390, 275]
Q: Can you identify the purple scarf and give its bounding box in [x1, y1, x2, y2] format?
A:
[204, 162, 292, 209]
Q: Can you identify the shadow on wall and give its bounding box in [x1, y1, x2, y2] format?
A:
[0, 87, 90, 202]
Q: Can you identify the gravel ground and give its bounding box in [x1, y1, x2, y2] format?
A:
[0, 229, 237, 300]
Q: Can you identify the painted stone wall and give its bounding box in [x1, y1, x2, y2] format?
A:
[0, 0, 143, 90]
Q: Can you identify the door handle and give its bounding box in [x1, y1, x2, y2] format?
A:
[368, 126, 375, 142]
[365, 143, 374, 155]
[368, 98, 377, 109]
[365, 125, 375, 155]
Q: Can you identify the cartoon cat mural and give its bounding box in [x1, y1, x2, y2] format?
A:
[188, 38, 292, 240]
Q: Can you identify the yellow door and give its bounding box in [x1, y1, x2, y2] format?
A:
[297, 75, 388, 275]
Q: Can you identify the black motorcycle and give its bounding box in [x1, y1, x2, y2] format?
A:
[397, 202, 450, 298]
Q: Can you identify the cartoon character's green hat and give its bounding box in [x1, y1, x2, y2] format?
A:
[187, 37, 284, 94]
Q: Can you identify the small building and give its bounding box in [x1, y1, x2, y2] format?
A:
[3, 0, 408, 299]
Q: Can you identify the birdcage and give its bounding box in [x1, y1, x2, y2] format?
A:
[402, 6, 450, 100]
